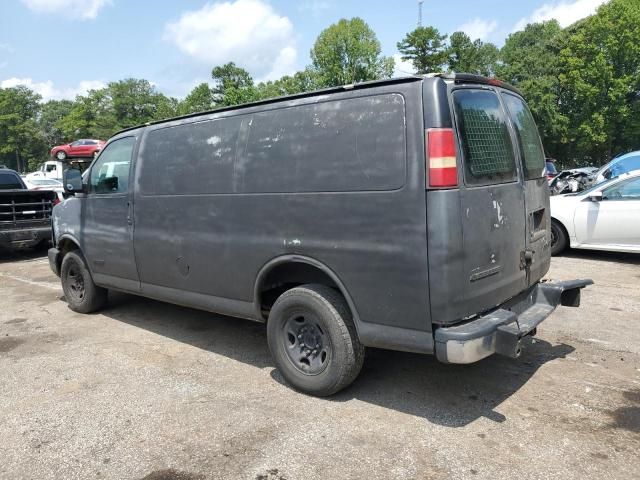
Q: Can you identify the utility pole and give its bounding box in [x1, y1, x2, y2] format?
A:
[418, 0, 424, 27]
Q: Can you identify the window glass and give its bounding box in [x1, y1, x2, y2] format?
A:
[602, 177, 640, 200]
[0, 172, 24, 190]
[239, 94, 406, 193]
[89, 137, 135, 194]
[611, 155, 640, 178]
[503, 93, 546, 179]
[45, 164, 57, 172]
[71, 140, 81, 147]
[453, 89, 517, 185]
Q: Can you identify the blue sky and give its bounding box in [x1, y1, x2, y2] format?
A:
[0, 0, 606, 100]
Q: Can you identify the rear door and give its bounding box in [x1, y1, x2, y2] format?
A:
[501, 92, 550, 285]
[451, 87, 528, 312]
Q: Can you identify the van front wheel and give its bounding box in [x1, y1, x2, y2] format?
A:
[61, 250, 108, 313]
[267, 284, 365, 397]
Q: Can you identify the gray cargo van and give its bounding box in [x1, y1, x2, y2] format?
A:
[49, 74, 591, 396]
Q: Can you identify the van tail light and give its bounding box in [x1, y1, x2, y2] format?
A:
[427, 128, 458, 188]
[52, 198, 61, 206]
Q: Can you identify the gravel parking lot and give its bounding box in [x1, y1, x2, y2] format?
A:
[1, 248, 639, 480]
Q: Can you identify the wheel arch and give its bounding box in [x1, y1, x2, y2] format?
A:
[253, 255, 361, 331]
[56, 234, 82, 272]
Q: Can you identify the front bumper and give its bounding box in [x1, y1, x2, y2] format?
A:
[0, 227, 50, 249]
[435, 279, 593, 364]
[48, 247, 61, 277]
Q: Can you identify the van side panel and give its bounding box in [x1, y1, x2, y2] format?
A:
[132, 82, 432, 346]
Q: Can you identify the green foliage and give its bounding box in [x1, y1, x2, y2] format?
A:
[38, 99, 74, 147]
[0, 86, 45, 171]
[447, 32, 499, 77]
[497, 21, 569, 161]
[397, 26, 448, 74]
[211, 62, 260, 106]
[178, 83, 216, 115]
[256, 68, 321, 100]
[558, 0, 640, 163]
[311, 18, 394, 86]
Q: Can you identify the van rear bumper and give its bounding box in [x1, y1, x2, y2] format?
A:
[434, 279, 593, 364]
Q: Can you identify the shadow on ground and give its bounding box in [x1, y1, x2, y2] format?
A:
[0, 245, 48, 264]
[560, 249, 640, 265]
[103, 291, 574, 428]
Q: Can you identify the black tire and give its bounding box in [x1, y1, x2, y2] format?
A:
[550, 220, 568, 256]
[60, 250, 108, 313]
[55, 150, 67, 160]
[267, 284, 365, 396]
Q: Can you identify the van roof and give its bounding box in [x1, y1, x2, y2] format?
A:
[113, 73, 521, 136]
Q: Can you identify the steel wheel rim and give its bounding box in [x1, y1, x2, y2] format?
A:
[66, 264, 85, 302]
[282, 312, 331, 376]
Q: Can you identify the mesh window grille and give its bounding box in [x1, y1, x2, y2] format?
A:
[459, 107, 514, 177]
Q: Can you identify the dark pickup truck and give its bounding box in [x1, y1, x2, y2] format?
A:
[0, 168, 58, 249]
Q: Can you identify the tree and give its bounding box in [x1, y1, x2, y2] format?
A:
[497, 21, 568, 161]
[108, 78, 176, 127]
[311, 17, 394, 87]
[256, 68, 321, 99]
[178, 83, 216, 115]
[558, 0, 640, 163]
[397, 26, 448, 74]
[59, 88, 117, 140]
[38, 99, 74, 147]
[211, 62, 259, 106]
[0, 86, 46, 172]
[447, 32, 499, 77]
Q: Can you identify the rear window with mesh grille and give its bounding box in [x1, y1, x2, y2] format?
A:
[453, 89, 516, 185]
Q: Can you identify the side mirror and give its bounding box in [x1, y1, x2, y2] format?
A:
[587, 191, 603, 202]
[63, 169, 84, 194]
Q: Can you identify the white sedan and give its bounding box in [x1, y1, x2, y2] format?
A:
[550, 170, 640, 255]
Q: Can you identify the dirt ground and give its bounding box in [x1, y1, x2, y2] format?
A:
[0, 247, 638, 480]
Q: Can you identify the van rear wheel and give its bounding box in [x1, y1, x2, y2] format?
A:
[61, 250, 108, 313]
[267, 284, 364, 397]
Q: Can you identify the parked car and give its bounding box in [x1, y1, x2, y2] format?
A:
[0, 168, 58, 250]
[550, 170, 640, 255]
[49, 73, 591, 396]
[545, 158, 558, 181]
[23, 177, 65, 203]
[50, 139, 105, 161]
[549, 167, 598, 195]
[592, 150, 640, 184]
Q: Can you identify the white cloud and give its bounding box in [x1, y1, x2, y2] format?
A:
[513, 0, 607, 31]
[0, 77, 105, 101]
[456, 18, 498, 41]
[164, 0, 298, 81]
[20, 0, 111, 20]
[392, 54, 416, 78]
[298, 0, 332, 16]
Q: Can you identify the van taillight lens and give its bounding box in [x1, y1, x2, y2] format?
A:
[427, 128, 458, 188]
[52, 198, 61, 206]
